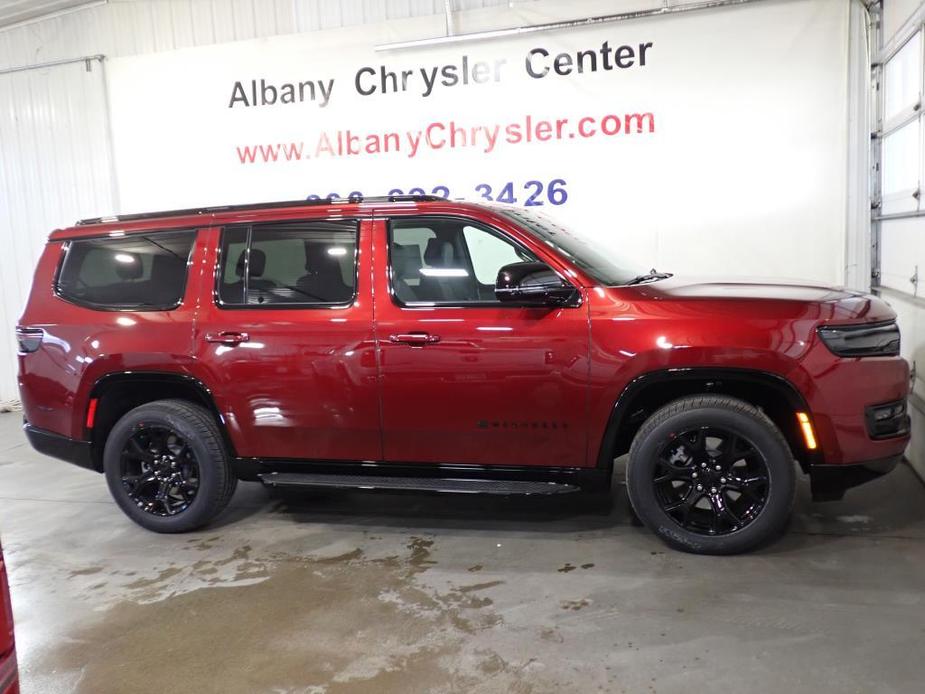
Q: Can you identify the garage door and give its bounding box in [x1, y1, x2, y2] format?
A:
[874, 1, 925, 475]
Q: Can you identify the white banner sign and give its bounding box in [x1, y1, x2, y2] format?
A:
[107, 0, 853, 283]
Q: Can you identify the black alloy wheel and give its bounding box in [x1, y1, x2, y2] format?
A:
[626, 395, 796, 555]
[120, 425, 201, 517]
[653, 426, 769, 536]
[104, 399, 237, 533]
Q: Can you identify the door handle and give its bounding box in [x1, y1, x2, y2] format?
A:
[389, 333, 441, 346]
[206, 331, 250, 345]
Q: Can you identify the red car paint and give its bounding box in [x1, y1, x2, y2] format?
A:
[16, 198, 909, 497]
[0, 543, 18, 694]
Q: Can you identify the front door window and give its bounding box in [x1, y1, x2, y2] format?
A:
[390, 218, 537, 306]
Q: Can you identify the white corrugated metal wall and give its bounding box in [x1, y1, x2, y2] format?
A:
[0, 0, 518, 64]
[0, 59, 117, 406]
[874, 0, 925, 479]
[0, 0, 528, 403]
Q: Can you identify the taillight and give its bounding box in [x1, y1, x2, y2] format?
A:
[15, 327, 43, 354]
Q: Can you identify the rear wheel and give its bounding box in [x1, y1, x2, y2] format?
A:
[103, 399, 237, 533]
[626, 395, 795, 555]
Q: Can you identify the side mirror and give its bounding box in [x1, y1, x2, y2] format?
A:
[494, 262, 579, 307]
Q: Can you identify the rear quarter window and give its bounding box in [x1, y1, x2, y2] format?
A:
[56, 230, 196, 310]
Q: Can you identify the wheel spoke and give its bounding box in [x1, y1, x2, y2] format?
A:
[729, 475, 768, 502]
[719, 434, 742, 465]
[707, 496, 720, 534]
[123, 473, 157, 492]
[150, 428, 169, 454]
[712, 492, 742, 529]
[155, 481, 174, 515]
[654, 458, 694, 484]
[126, 438, 154, 463]
[664, 486, 704, 520]
[680, 491, 704, 524]
[685, 428, 706, 453]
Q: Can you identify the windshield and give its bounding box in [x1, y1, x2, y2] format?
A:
[495, 206, 647, 286]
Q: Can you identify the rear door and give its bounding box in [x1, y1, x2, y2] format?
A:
[193, 217, 380, 461]
[373, 215, 591, 468]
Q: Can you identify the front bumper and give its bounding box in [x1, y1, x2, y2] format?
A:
[801, 350, 910, 466]
[23, 423, 97, 472]
[809, 454, 903, 502]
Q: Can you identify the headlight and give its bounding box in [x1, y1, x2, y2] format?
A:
[817, 320, 900, 357]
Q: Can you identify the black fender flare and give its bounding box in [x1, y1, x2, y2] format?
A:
[595, 367, 816, 470]
[87, 371, 236, 460]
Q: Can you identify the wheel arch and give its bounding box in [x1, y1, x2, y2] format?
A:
[86, 372, 235, 472]
[597, 368, 821, 473]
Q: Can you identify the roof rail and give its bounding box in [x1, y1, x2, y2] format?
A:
[75, 194, 447, 226]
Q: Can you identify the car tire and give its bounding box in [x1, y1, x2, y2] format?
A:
[103, 399, 237, 533]
[626, 395, 796, 555]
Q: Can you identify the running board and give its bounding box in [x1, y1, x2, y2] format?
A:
[258, 472, 580, 495]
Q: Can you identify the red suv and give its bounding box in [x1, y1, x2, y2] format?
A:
[0, 542, 18, 694]
[17, 196, 910, 554]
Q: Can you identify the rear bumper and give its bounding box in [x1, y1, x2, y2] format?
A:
[810, 454, 903, 502]
[0, 649, 18, 694]
[23, 423, 97, 472]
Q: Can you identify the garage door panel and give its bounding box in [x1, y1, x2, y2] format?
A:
[880, 217, 925, 294]
[880, 120, 921, 216]
[884, 31, 922, 127]
[884, 0, 924, 41]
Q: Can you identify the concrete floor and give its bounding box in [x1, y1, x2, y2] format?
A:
[1, 412, 924, 694]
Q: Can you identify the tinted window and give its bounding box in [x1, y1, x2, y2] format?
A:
[56, 231, 196, 310]
[390, 218, 536, 305]
[463, 225, 525, 284]
[218, 221, 357, 306]
[495, 206, 645, 286]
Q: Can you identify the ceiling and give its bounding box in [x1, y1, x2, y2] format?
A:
[0, 0, 97, 29]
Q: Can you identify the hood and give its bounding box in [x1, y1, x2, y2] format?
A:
[612, 276, 896, 324]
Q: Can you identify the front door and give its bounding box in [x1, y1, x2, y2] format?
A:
[194, 217, 380, 461]
[373, 215, 590, 468]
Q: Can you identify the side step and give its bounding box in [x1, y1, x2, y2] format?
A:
[258, 472, 580, 495]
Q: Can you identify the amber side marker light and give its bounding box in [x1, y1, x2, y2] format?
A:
[796, 412, 817, 450]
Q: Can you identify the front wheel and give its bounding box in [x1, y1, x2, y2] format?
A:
[103, 399, 237, 533]
[626, 395, 796, 555]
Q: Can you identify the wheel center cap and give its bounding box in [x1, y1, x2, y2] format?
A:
[154, 454, 174, 474]
[695, 460, 724, 484]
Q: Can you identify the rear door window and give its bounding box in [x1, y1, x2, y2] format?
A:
[56, 231, 196, 310]
[217, 221, 357, 307]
